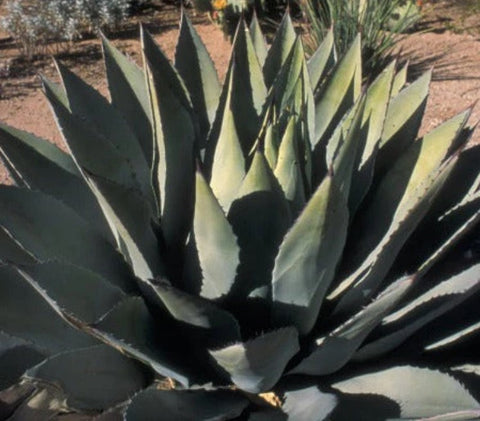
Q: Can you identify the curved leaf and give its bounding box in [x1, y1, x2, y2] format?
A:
[282, 387, 337, 421]
[93, 297, 196, 386]
[249, 12, 268, 67]
[0, 186, 135, 292]
[263, 13, 296, 88]
[175, 10, 221, 143]
[228, 152, 290, 301]
[150, 280, 241, 347]
[17, 262, 126, 325]
[331, 111, 470, 315]
[333, 366, 480, 418]
[188, 170, 240, 300]
[209, 68, 246, 212]
[291, 275, 413, 375]
[307, 28, 336, 92]
[272, 175, 348, 334]
[86, 174, 163, 281]
[101, 35, 153, 166]
[55, 62, 152, 205]
[25, 345, 151, 411]
[209, 327, 299, 393]
[274, 116, 306, 214]
[355, 263, 480, 361]
[0, 123, 113, 243]
[376, 69, 431, 173]
[313, 35, 362, 148]
[0, 265, 95, 355]
[142, 27, 196, 254]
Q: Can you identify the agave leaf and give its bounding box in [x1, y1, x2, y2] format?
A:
[208, 68, 246, 212]
[272, 37, 307, 116]
[149, 280, 241, 347]
[355, 263, 480, 361]
[142, 28, 196, 254]
[187, 170, 240, 300]
[376, 69, 431, 174]
[0, 332, 45, 390]
[332, 366, 480, 418]
[55, 62, 152, 205]
[93, 297, 195, 386]
[175, 10, 221, 144]
[394, 144, 480, 276]
[228, 152, 291, 300]
[391, 60, 408, 97]
[0, 186, 135, 292]
[331, 111, 470, 314]
[313, 34, 362, 148]
[86, 173, 163, 281]
[330, 95, 366, 200]
[272, 175, 348, 335]
[124, 387, 248, 421]
[209, 327, 299, 393]
[0, 226, 36, 265]
[264, 120, 281, 171]
[42, 76, 144, 195]
[0, 123, 113, 243]
[425, 321, 480, 352]
[274, 116, 306, 214]
[307, 28, 336, 92]
[0, 265, 95, 355]
[25, 345, 151, 411]
[419, 410, 480, 421]
[101, 35, 153, 166]
[17, 262, 126, 325]
[249, 12, 268, 67]
[416, 197, 480, 278]
[291, 275, 413, 375]
[324, 98, 361, 173]
[228, 20, 267, 151]
[282, 386, 337, 421]
[204, 22, 266, 170]
[349, 60, 395, 214]
[0, 123, 77, 176]
[263, 13, 296, 88]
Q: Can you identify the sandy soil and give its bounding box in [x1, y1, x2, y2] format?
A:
[0, 0, 479, 186]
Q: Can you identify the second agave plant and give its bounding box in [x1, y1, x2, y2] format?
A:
[0, 11, 479, 420]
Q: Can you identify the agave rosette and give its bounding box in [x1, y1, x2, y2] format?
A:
[0, 12, 479, 420]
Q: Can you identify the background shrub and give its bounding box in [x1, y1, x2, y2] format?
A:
[301, 0, 422, 75]
[0, 0, 132, 58]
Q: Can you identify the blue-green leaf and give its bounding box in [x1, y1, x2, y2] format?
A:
[0, 186, 135, 292]
[187, 170, 240, 300]
[272, 175, 348, 334]
[291, 276, 413, 375]
[175, 10, 221, 143]
[333, 366, 480, 418]
[17, 262, 126, 325]
[142, 27, 196, 253]
[0, 265, 95, 355]
[209, 327, 299, 393]
[263, 13, 296, 88]
[25, 345, 151, 411]
[101, 34, 153, 166]
[0, 123, 113, 243]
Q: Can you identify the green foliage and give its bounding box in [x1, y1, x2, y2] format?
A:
[0, 12, 479, 419]
[301, 0, 422, 74]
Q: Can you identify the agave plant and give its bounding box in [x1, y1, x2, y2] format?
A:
[0, 11, 480, 420]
